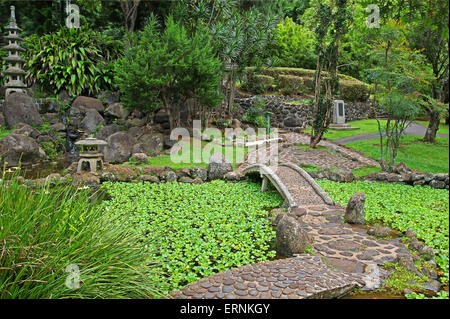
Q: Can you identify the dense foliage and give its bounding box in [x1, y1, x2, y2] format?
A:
[100, 180, 283, 293]
[317, 180, 449, 285]
[115, 15, 223, 129]
[24, 27, 123, 96]
[268, 17, 316, 69]
[0, 175, 161, 299]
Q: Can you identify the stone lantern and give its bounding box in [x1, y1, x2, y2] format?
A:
[2, 6, 27, 97]
[74, 137, 108, 173]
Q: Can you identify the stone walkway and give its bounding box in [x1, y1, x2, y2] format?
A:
[334, 122, 449, 145]
[170, 255, 363, 299]
[238, 131, 379, 173]
[170, 133, 413, 299]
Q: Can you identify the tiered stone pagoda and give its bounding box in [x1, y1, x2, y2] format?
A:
[2, 6, 27, 97]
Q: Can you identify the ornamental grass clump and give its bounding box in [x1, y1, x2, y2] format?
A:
[0, 171, 162, 299]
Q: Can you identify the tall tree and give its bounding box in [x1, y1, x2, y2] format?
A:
[114, 15, 223, 130]
[366, 21, 425, 171]
[407, 0, 449, 142]
[310, 0, 352, 148]
[120, 0, 141, 32]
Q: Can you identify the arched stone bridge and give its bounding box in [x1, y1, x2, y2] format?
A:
[242, 163, 334, 208]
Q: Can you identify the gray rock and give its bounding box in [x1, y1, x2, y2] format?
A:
[394, 254, 417, 274]
[164, 137, 177, 149]
[283, 117, 302, 128]
[190, 167, 208, 181]
[42, 113, 59, 124]
[160, 169, 177, 182]
[103, 132, 134, 163]
[132, 153, 149, 163]
[423, 279, 440, 293]
[71, 96, 104, 113]
[105, 103, 129, 120]
[179, 176, 193, 183]
[429, 180, 446, 189]
[49, 122, 66, 132]
[345, 192, 366, 224]
[409, 237, 424, 251]
[418, 246, 435, 261]
[81, 109, 105, 134]
[96, 124, 120, 141]
[97, 91, 120, 105]
[138, 133, 164, 155]
[131, 110, 144, 119]
[392, 162, 409, 174]
[367, 224, 392, 237]
[139, 175, 159, 183]
[0, 133, 43, 167]
[154, 110, 169, 124]
[405, 229, 417, 239]
[67, 105, 86, 128]
[11, 124, 40, 139]
[224, 171, 241, 181]
[276, 214, 313, 258]
[207, 152, 232, 180]
[0, 113, 5, 126]
[3, 92, 43, 128]
[433, 173, 448, 181]
[273, 212, 287, 228]
[128, 118, 146, 127]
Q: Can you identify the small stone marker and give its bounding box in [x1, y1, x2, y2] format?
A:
[345, 192, 366, 224]
[276, 214, 313, 258]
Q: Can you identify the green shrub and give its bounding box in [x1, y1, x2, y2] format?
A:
[24, 27, 123, 96]
[100, 180, 283, 293]
[242, 97, 267, 127]
[115, 16, 223, 119]
[242, 74, 274, 94]
[0, 173, 162, 299]
[302, 76, 315, 91]
[244, 67, 368, 99]
[338, 79, 370, 102]
[268, 17, 316, 69]
[277, 74, 305, 96]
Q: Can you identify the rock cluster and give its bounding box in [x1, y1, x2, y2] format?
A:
[307, 165, 449, 190]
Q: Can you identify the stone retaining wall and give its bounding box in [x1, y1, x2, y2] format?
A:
[234, 95, 375, 131]
[307, 169, 449, 190]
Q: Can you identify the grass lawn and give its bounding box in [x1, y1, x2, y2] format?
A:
[322, 119, 388, 140]
[347, 136, 449, 173]
[316, 119, 449, 141]
[131, 139, 249, 170]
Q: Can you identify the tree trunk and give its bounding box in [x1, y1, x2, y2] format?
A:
[424, 110, 440, 143]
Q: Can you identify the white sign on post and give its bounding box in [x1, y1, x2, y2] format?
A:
[333, 100, 345, 124]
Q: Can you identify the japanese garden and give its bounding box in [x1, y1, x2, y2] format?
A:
[0, 0, 448, 302]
